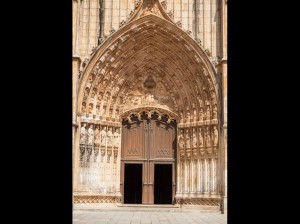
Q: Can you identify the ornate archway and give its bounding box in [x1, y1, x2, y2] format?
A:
[73, 0, 223, 208]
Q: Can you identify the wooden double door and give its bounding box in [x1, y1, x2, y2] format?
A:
[121, 113, 176, 204]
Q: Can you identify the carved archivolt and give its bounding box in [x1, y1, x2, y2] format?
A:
[77, 7, 220, 128]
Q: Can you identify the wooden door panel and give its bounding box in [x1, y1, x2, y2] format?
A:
[152, 120, 175, 159]
[121, 113, 176, 204]
[122, 121, 145, 159]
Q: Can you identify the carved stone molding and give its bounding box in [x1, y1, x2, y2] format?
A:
[94, 146, 99, 162]
[79, 144, 85, 164]
[86, 145, 92, 163]
[175, 197, 220, 206]
[100, 146, 105, 162]
[74, 195, 121, 204]
[121, 105, 178, 124]
[113, 149, 118, 163]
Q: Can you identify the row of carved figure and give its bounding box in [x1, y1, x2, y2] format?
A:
[80, 123, 121, 148]
[178, 126, 218, 149]
[180, 105, 217, 123]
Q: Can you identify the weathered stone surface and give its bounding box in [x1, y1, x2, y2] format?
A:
[73, 0, 227, 213]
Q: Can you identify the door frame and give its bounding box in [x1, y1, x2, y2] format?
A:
[154, 161, 175, 205]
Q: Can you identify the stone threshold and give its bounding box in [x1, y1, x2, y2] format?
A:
[117, 204, 180, 208]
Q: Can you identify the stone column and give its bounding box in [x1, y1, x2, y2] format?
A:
[221, 0, 227, 213]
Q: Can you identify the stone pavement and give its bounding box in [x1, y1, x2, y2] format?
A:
[73, 207, 227, 224]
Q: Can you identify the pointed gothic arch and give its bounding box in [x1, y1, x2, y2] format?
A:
[74, 0, 223, 209]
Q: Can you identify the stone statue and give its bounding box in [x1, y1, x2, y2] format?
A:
[186, 111, 190, 122]
[185, 129, 191, 148]
[180, 111, 184, 123]
[193, 108, 197, 121]
[192, 128, 197, 148]
[213, 126, 218, 146]
[205, 127, 211, 147]
[87, 124, 94, 145]
[178, 129, 185, 149]
[81, 103, 86, 113]
[96, 105, 100, 115]
[107, 127, 113, 146]
[100, 126, 107, 146]
[113, 128, 121, 148]
[88, 104, 93, 114]
[91, 90, 96, 99]
[212, 105, 217, 119]
[206, 106, 210, 120]
[198, 128, 204, 147]
[199, 108, 203, 122]
[145, 94, 155, 103]
[80, 123, 87, 144]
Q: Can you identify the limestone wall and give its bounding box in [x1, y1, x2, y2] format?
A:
[73, 0, 225, 61]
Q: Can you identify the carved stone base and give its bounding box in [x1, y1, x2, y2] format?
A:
[175, 197, 221, 206]
[74, 195, 121, 204]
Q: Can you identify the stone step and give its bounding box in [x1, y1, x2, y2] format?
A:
[73, 204, 221, 213]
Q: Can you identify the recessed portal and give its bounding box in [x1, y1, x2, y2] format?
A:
[124, 164, 142, 204]
[154, 164, 172, 204]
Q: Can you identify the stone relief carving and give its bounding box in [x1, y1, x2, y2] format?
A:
[107, 147, 112, 163]
[135, 0, 142, 8]
[186, 111, 191, 123]
[185, 129, 191, 148]
[212, 104, 217, 119]
[80, 123, 87, 145]
[199, 108, 204, 122]
[87, 124, 94, 145]
[193, 108, 197, 122]
[213, 126, 218, 147]
[176, 21, 182, 28]
[145, 94, 155, 104]
[113, 128, 121, 149]
[86, 124, 94, 162]
[192, 128, 197, 148]
[100, 126, 107, 146]
[186, 148, 191, 160]
[161, 1, 167, 10]
[94, 125, 100, 162]
[119, 20, 126, 28]
[205, 127, 211, 148]
[107, 127, 113, 147]
[205, 105, 210, 121]
[198, 128, 204, 147]
[178, 129, 185, 149]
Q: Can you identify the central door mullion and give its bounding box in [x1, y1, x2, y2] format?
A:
[148, 119, 154, 204]
[142, 119, 149, 204]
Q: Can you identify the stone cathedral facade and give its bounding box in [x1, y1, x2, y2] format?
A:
[72, 0, 227, 211]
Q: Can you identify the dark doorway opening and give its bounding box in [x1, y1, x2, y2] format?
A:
[154, 164, 172, 204]
[124, 164, 142, 204]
